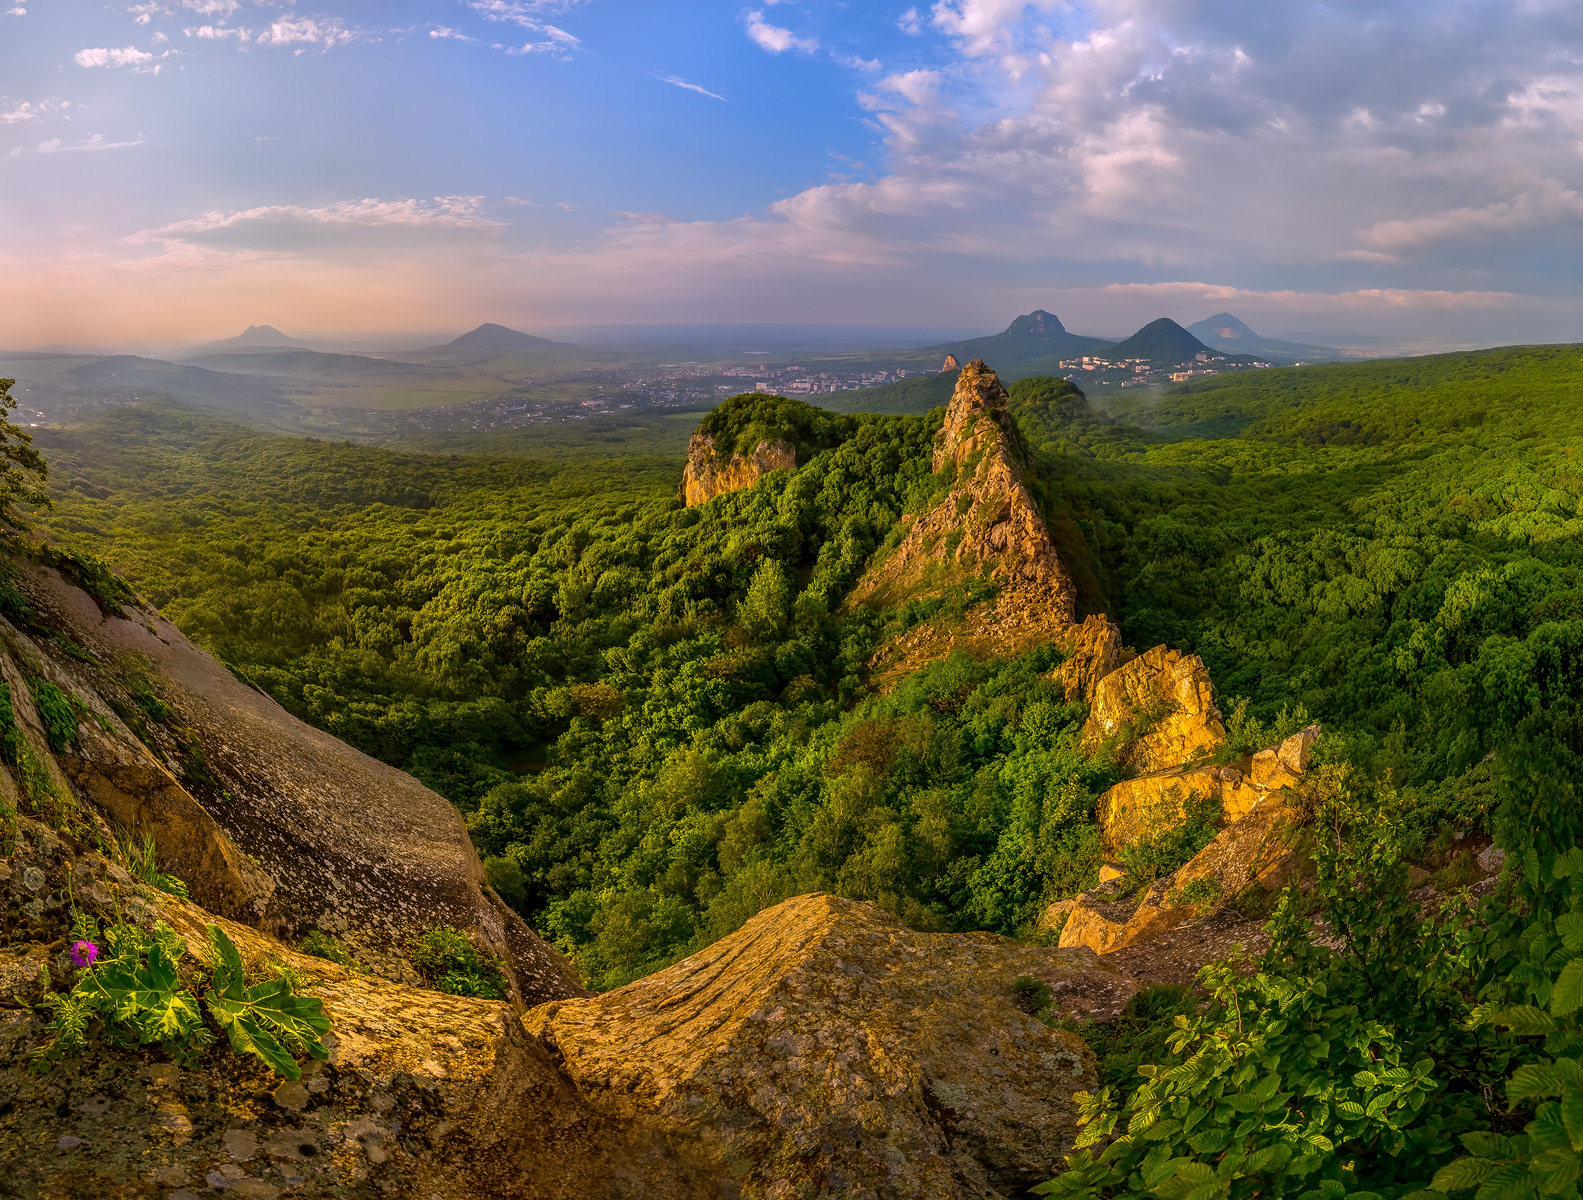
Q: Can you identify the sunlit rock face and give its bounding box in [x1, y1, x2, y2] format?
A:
[680, 432, 796, 506]
[852, 360, 1080, 681]
[527, 892, 1113, 1200]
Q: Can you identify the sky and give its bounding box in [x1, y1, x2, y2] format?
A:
[1, 0, 1582, 350]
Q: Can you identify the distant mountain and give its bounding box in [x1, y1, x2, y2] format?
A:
[1104, 318, 1221, 365]
[935, 310, 1115, 370]
[440, 323, 573, 365]
[197, 325, 312, 352]
[1186, 313, 1350, 362]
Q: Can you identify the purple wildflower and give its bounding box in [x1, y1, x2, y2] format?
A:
[70, 941, 99, 968]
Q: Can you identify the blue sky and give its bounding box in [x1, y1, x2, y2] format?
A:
[2, 1, 1582, 349]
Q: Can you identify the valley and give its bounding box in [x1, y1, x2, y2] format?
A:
[3, 338, 1582, 1198]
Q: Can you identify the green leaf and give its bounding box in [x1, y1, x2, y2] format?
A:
[203, 924, 331, 1079]
[1494, 1006, 1558, 1037]
[1553, 849, 1583, 880]
[1550, 959, 1583, 1017]
[1436, 1159, 1502, 1193]
[1509, 1066, 1566, 1105]
[1556, 913, 1583, 953]
[1464, 1134, 1523, 1158]
[1473, 1162, 1536, 1200]
[1561, 1086, 1583, 1151]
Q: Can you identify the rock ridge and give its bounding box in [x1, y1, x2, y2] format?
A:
[851, 360, 1080, 679]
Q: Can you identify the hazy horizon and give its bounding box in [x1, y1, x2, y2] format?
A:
[3, 1, 1581, 351]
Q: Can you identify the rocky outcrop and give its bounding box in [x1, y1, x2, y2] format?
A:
[941, 354, 960, 370]
[851, 361, 1079, 679]
[1082, 644, 1225, 774]
[7, 559, 583, 1007]
[528, 893, 1115, 1199]
[1, 819, 718, 1200]
[1061, 728, 1321, 957]
[1097, 767, 1224, 858]
[680, 432, 796, 506]
[5, 831, 1123, 1200]
[1054, 614, 1124, 703]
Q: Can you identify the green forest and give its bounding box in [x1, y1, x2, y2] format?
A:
[17, 341, 1583, 1200]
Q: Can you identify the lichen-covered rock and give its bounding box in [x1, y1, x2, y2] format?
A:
[527, 893, 1114, 1200]
[11, 560, 583, 1006]
[1, 820, 718, 1200]
[680, 432, 796, 506]
[1250, 725, 1321, 791]
[6, 831, 1134, 1200]
[1082, 645, 1225, 773]
[852, 361, 1078, 681]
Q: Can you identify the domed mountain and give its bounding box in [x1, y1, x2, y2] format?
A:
[935, 310, 1116, 370]
[1186, 312, 1351, 363]
[1103, 317, 1218, 365]
[439, 322, 576, 364]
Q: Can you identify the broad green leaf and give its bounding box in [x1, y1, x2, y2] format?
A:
[1509, 1066, 1566, 1105]
[1553, 849, 1583, 880]
[1550, 959, 1583, 1017]
[1434, 1158, 1502, 1192]
[1561, 1085, 1583, 1151]
[1556, 913, 1583, 953]
[1494, 1006, 1558, 1037]
[1528, 1103, 1570, 1153]
[1473, 1162, 1536, 1200]
[1464, 1134, 1523, 1158]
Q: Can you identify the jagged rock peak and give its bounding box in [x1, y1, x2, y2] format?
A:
[849, 360, 1079, 680]
[679, 431, 796, 506]
[934, 357, 1020, 471]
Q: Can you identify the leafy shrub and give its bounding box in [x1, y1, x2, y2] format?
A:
[1117, 792, 1222, 883]
[410, 926, 508, 999]
[296, 929, 362, 971]
[1171, 876, 1219, 912]
[30, 680, 81, 752]
[33, 919, 330, 1080]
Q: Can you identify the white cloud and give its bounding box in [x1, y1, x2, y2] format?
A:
[183, 0, 239, 15]
[500, 27, 579, 55]
[6, 6, 26, 15]
[256, 17, 355, 50]
[1, 101, 50, 124]
[126, 196, 505, 253]
[1359, 179, 1583, 257]
[898, 7, 923, 35]
[186, 24, 249, 40]
[429, 26, 475, 41]
[37, 133, 146, 153]
[930, 0, 1063, 56]
[746, 11, 818, 54]
[469, 0, 586, 25]
[652, 73, 725, 101]
[75, 46, 155, 68]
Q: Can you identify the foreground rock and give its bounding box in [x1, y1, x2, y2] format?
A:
[12, 558, 582, 1005]
[1, 817, 716, 1200]
[528, 894, 1119, 1200]
[680, 431, 797, 506]
[5, 824, 1121, 1200]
